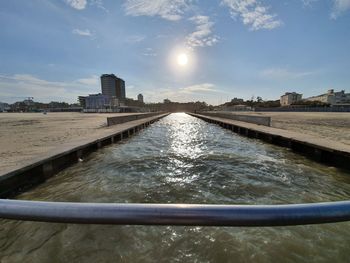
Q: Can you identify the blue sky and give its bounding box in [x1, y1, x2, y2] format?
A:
[0, 0, 349, 105]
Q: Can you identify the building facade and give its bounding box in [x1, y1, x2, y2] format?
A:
[85, 94, 111, 109]
[137, 94, 144, 103]
[100, 74, 126, 100]
[0, 102, 9, 112]
[78, 96, 87, 108]
[280, 92, 303, 106]
[306, 89, 350, 105]
[230, 98, 244, 104]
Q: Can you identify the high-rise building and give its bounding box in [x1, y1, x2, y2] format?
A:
[137, 93, 144, 103]
[100, 74, 126, 100]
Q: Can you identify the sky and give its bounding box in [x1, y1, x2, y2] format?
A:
[0, 0, 349, 105]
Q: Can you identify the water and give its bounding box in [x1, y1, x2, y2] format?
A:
[1, 113, 350, 262]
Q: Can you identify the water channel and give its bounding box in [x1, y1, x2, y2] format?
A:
[1, 113, 350, 262]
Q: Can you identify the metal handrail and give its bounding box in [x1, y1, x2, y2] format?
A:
[1, 199, 350, 226]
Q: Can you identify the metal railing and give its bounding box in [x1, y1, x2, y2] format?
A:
[1, 199, 350, 226]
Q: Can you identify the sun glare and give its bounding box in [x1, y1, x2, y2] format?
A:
[169, 48, 195, 74]
[177, 53, 188, 66]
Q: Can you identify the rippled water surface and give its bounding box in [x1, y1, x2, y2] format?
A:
[1, 113, 350, 262]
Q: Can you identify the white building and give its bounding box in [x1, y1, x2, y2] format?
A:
[306, 89, 350, 105]
[280, 92, 303, 106]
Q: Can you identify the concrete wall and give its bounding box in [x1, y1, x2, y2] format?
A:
[254, 107, 350, 112]
[107, 112, 164, 126]
[0, 114, 169, 197]
[199, 112, 271, 126]
[189, 113, 350, 171]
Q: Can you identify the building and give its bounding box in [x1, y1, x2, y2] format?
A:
[137, 94, 144, 103]
[280, 92, 303, 106]
[78, 96, 87, 108]
[85, 94, 112, 109]
[230, 98, 244, 104]
[0, 102, 9, 112]
[100, 74, 126, 100]
[223, 104, 252, 111]
[305, 89, 350, 105]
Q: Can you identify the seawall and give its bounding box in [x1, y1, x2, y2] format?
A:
[0, 113, 169, 197]
[189, 113, 350, 170]
[199, 111, 271, 126]
[107, 112, 164, 126]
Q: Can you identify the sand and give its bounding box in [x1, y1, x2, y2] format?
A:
[242, 112, 350, 146]
[0, 111, 349, 174]
[0, 112, 142, 173]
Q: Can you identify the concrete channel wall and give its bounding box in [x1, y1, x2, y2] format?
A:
[107, 112, 164, 126]
[199, 112, 271, 126]
[189, 113, 350, 170]
[0, 113, 169, 198]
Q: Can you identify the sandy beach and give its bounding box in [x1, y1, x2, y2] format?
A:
[0, 112, 141, 173]
[0, 111, 349, 174]
[246, 112, 350, 146]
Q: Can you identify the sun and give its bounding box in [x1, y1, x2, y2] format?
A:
[177, 53, 188, 66]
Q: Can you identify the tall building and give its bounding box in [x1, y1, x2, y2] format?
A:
[280, 92, 302, 106]
[137, 94, 144, 103]
[100, 74, 126, 100]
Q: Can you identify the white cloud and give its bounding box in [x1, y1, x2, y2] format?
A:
[76, 75, 99, 85]
[125, 35, 146, 43]
[331, 0, 350, 18]
[142, 83, 221, 104]
[0, 74, 98, 103]
[180, 83, 218, 94]
[123, 0, 191, 21]
[72, 28, 93, 37]
[143, 48, 157, 56]
[260, 68, 314, 80]
[301, 0, 350, 18]
[186, 16, 219, 49]
[90, 0, 108, 12]
[65, 0, 87, 10]
[222, 0, 282, 30]
[302, 0, 318, 6]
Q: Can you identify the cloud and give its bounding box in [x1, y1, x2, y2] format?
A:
[76, 75, 99, 85]
[0, 74, 98, 103]
[302, 0, 318, 6]
[123, 0, 192, 21]
[65, 0, 87, 10]
[143, 48, 157, 57]
[301, 0, 350, 18]
[260, 68, 314, 80]
[72, 28, 93, 37]
[90, 0, 108, 12]
[331, 0, 350, 18]
[125, 35, 146, 43]
[186, 16, 219, 49]
[180, 83, 218, 94]
[141, 83, 221, 103]
[221, 0, 282, 30]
